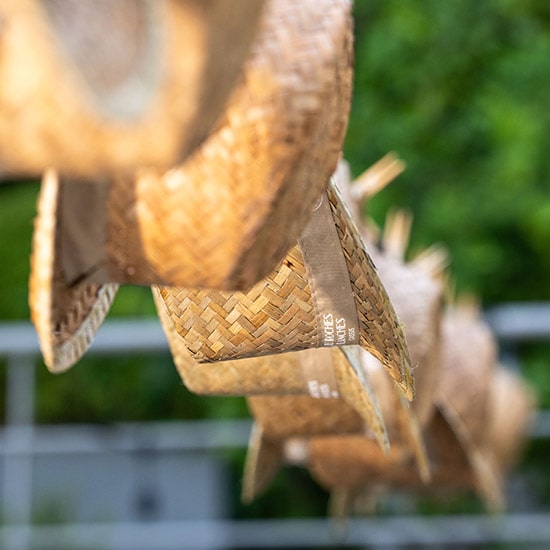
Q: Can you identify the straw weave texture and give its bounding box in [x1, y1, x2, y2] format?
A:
[156, 182, 413, 399]
[248, 395, 364, 439]
[367, 247, 443, 426]
[155, 296, 388, 447]
[98, 0, 353, 290]
[0, 0, 264, 177]
[437, 306, 497, 449]
[29, 172, 118, 372]
[308, 408, 473, 495]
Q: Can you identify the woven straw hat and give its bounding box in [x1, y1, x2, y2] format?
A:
[294, 353, 429, 501]
[435, 302, 504, 511]
[365, 213, 446, 427]
[0, 0, 264, 178]
[154, 178, 414, 400]
[240, 343, 432, 503]
[156, 299, 388, 435]
[347, 303, 505, 513]
[309, 308, 533, 516]
[335, 156, 446, 425]
[486, 366, 535, 487]
[240, 346, 390, 503]
[316, 366, 534, 517]
[30, 0, 354, 372]
[307, 406, 475, 518]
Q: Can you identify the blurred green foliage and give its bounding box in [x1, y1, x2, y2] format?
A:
[0, 0, 549, 523]
[348, 0, 550, 304]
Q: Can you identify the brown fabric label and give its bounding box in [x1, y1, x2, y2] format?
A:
[298, 186, 360, 349]
[299, 348, 339, 399]
[60, 179, 109, 285]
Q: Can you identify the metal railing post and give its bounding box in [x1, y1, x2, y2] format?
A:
[2, 354, 36, 550]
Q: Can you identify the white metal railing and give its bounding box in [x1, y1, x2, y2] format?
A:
[0, 303, 549, 549]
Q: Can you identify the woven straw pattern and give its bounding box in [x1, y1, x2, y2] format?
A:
[437, 306, 497, 449]
[326, 186, 414, 399]
[157, 244, 317, 362]
[157, 287, 392, 446]
[0, 0, 264, 177]
[308, 408, 472, 494]
[29, 171, 118, 372]
[368, 247, 443, 426]
[248, 395, 364, 439]
[156, 180, 414, 401]
[99, 0, 353, 290]
[156, 294, 386, 449]
[153, 286, 310, 395]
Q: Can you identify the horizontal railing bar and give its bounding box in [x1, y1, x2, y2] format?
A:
[0, 410, 548, 457]
[0, 301, 550, 357]
[485, 302, 550, 341]
[2, 514, 550, 549]
[0, 319, 168, 357]
[0, 419, 253, 455]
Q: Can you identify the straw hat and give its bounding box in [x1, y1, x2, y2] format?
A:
[240, 344, 431, 503]
[0, 0, 265, 178]
[486, 366, 535, 491]
[435, 302, 504, 510]
[288, 354, 429, 502]
[308, 306, 534, 516]
[333, 155, 446, 424]
[154, 178, 414, 400]
[365, 214, 446, 427]
[314, 365, 535, 517]
[306, 406, 475, 517]
[30, 0, 354, 372]
[239, 346, 391, 502]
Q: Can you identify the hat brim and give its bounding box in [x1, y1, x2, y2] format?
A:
[29, 170, 118, 372]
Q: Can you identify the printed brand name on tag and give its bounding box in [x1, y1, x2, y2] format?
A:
[307, 379, 339, 399]
[322, 312, 356, 347]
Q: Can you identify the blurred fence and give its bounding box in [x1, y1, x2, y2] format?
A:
[0, 303, 550, 549]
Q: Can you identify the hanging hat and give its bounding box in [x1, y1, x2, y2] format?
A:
[0, 0, 264, 178]
[366, 213, 446, 427]
[240, 345, 429, 504]
[240, 346, 390, 502]
[154, 177, 414, 400]
[310, 306, 534, 517]
[30, 0, 354, 372]
[485, 366, 535, 495]
[308, 406, 475, 518]
[334, 154, 447, 426]
[436, 302, 504, 511]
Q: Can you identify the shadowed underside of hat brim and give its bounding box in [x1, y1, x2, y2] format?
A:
[29, 170, 119, 372]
